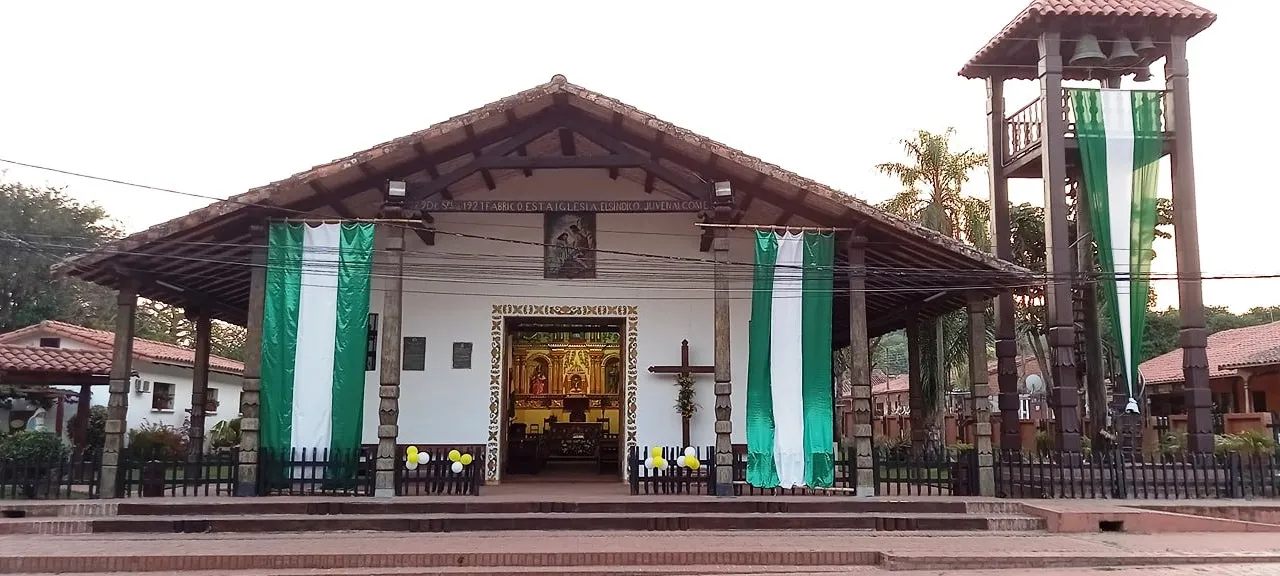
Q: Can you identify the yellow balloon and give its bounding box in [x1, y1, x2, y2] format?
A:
[654, 456, 666, 469]
[407, 446, 419, 458]
[650, 447, 663, 459]
[448, 449, 462, 462]
[460, 453, 473, 466]
[408, 452, 419, 465]
[687, 458, 700, 470]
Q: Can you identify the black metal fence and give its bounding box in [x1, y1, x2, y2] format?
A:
[628, 445, 716, 495]
[874, 447, 976, 496]
[119, 449, 238, 497]
[0, 454, 101, 500]
[996, 449, 1280, 499]
[396, 445, 484, 496]
[257, 447, 375, 496]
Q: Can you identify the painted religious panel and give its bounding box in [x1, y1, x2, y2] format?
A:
[544, 212, 596, 279]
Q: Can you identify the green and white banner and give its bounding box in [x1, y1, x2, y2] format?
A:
[745, 230, 835, 488]
[1070, 88, 1163, 413]
[261, 221, 375, 460]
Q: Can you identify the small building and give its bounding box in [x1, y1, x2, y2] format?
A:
[0, 320, 243, 442]
[1140, 321, 1280, 420]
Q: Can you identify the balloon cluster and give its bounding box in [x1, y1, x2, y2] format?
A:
[643, 446, 701, 471]
[405, 447, 473, 473]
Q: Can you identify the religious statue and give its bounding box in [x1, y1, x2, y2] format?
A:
[605, 362, 620, 394]
[529, 365, 549, 395]
[568, 374, 584, 395]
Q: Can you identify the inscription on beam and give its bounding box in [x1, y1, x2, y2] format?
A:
[408, 200, 710, 213]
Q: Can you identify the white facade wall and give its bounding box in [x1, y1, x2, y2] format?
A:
[360, 171, 760, 471]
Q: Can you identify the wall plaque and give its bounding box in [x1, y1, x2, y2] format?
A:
[452, 342, 473, 369]
[402, 337, 426, 371]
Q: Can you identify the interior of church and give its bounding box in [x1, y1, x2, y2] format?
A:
[503, 317, 623, 480]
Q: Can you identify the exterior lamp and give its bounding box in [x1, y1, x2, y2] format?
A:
[386, 180, 407, 205]
[713, 181, 733, 206]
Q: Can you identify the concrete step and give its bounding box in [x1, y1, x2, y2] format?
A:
[85, 512, 1044, 533]
[0, 566, 875, 576]
[111, 499, 979, 517]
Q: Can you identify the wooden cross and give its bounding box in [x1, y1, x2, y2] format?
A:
[648, 339, 714, 446]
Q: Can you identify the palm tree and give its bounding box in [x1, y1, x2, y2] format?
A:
[876, 128, 988, 448]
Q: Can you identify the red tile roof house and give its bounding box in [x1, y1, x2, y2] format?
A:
[1139, 321, 1280, 433]
[0, 320, 244, 445]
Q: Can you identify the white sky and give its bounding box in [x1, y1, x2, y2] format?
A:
[1, 0, 1272, 312]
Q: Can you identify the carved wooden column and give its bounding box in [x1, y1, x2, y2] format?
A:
[846, 235, 874, 495]
[905, 313, 926, 449]
[376, 220, 406, 497]
[1037, 31, 1081, 454]
[711, 190, 734, 496]
[187, 311, 212, 462]
[986, 75, 1022, 451]
[1076, 166, 1107, 445]
[1166, 35, 1212, 454]
[236, 224, 268, 496]
[73, 384, 92, 455]
[99, 279, 137, 498]
[966, 293, 994, 495]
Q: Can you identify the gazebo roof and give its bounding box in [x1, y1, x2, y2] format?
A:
[53, 75, 1029, 336]
[959, 0, 1217, 80]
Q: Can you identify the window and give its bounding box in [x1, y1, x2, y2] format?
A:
[1018, 397, 1031, 420]
[152, 382, 175, 411]
[205, 388, 220, 414]
[875, 402, 885, 416]
[1253, 391, 1268, 413]
[39, 337, 61, 348]
[237, 391, 244, 416]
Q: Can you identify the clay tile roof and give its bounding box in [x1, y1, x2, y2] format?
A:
[959, 0, 1217, 78]
[1219, 345, 1280, 371]
[1140, 321, 1280, 384]
[0, 320, 243, 375]
[0, 344, 113, 376]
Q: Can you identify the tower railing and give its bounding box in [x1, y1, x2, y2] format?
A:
[1004, 90, 1171, 162]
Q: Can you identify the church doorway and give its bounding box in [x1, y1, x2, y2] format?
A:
[500, 316, 625, 482]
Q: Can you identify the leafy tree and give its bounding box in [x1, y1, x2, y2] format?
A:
[0, 181, 121, 332]
[875, 128, 989, 446]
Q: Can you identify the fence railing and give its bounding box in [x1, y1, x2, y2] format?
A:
[396, 445, 484, 496]
[257, 447, 375, 496]
[875, 446, 976, 496]
[0, 454, 101, 500]
[1005, 89, 1170, 160]
[996, 449, 1279, 499]
[628, 445, 715, 495]
[119, 449, 238, 498]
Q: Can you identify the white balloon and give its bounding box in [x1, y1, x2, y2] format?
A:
[405, 460, 418, 470]
[684, 447, 696, 458]
[644, 457, 655, 469]
[418, 450, 431, 463]
[676, 455, 688, 468]
[451, 461, 464, 474]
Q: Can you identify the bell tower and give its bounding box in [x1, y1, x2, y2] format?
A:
[959, 0, 1218, 454]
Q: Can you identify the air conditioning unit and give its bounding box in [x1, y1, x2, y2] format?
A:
[133, 379, 151, 394]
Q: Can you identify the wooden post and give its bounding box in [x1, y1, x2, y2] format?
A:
[905, 312, 926, 449]
[236, 224, 267, 496]
[73, 384, 92, 455]
[376, 220, 406, 497]
[1038, 31, 1082, 454]
[1166, 35, 1212, 454]
[1076, 169, 1107, 445]
[986, 74, 1021, 452]
[187, 311, 211, 462]
[99, 279, 137, 498]
[712, 188, 734, 497]
[966, 293, 994, 496]
[846, 235, 874, 496]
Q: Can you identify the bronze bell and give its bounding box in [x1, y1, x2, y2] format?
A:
[1135, 35, 1158, 56]
[1109, 36, 1141, 67]
[1070, 34, 1106, 67]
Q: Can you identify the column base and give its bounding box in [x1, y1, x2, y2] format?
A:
[714, 482, 735, 497]
[234, 481, 258, 497]
[374, 488, 396, 498]
[855, 486, 875, 497]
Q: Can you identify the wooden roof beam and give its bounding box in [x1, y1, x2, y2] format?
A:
[559, 111, 708, 201]
[309, 181, 357, 219]
[643, 133, 664, 194]
[413, 142, 453, 200]
[464, 125, 497, 190]
[406, 113, 566, 201]
[608, 113, 624, 180]
[504, 110, 533, 177]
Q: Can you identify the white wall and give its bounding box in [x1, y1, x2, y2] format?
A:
[359, 171, 761, 477]
[126, 362, 243, 443]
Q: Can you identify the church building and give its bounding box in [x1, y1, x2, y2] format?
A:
[57, 75, 1024, 496]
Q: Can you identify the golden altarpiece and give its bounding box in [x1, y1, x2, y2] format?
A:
[505, 329, 622, 476]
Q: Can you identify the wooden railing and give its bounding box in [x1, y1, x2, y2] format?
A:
[1005, 90, 1170, 161]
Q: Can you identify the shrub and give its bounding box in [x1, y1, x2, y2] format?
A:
[209, 418, 241, 450]
[127, 422, 189, 460]
[1215, 430, 1276, 456]
[76, 405, 107, 459]
[0, 430, 69, 463]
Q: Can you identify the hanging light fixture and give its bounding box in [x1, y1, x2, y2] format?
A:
[1069, 33, 1106, 67]
[1108, 36, 1140, 67]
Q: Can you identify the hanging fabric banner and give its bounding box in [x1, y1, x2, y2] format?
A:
[745, 230, 835, 488]
[1069, 88, 1163, 413]
[260, 221, 375, 478]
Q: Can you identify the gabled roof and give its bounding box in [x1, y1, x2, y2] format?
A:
[0, 344, 113, 376]
[1140, 321, 1280, 385]
[54, 75, 1028, 335]
[959, 0, 1217, 79]
[0, 320, 243, 375]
